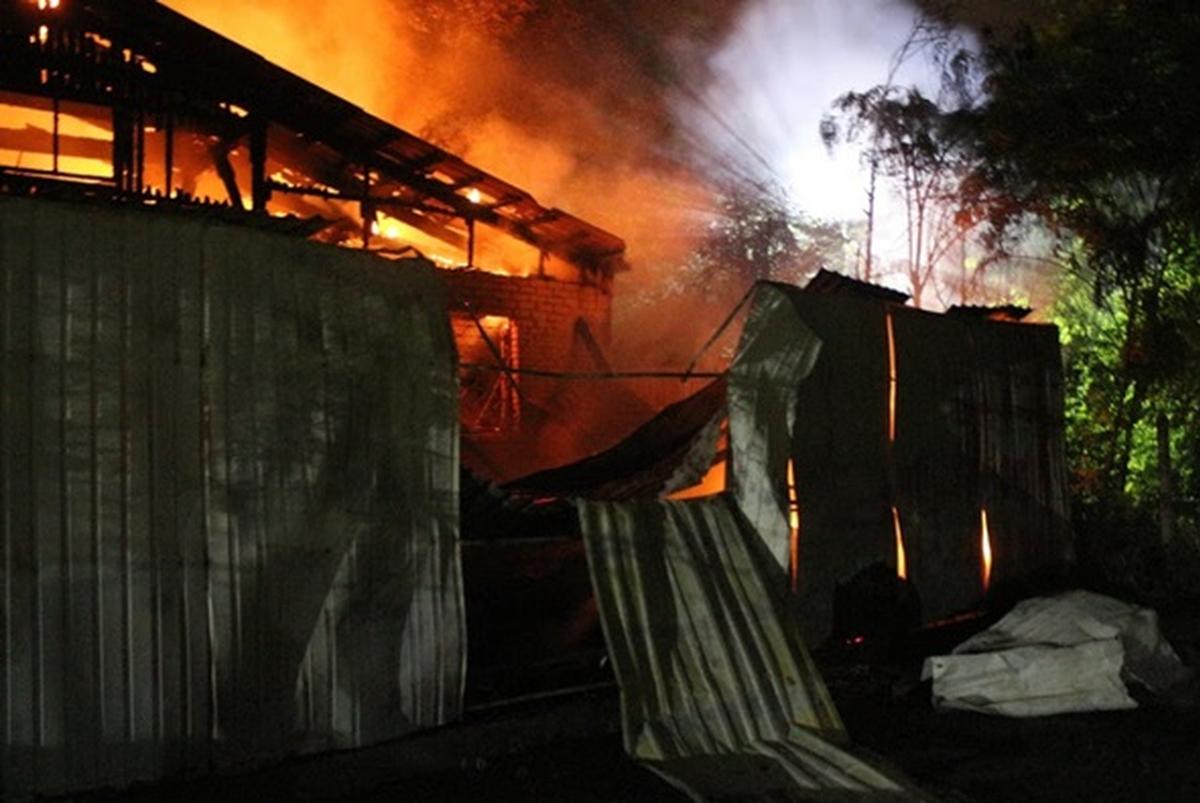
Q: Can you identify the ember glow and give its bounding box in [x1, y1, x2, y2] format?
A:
[787, 457, 801, 592]
[981, 508, 994, 593]
[670, 459, 727, 501]
[454, 314, 521, 434]
[892, 505, 908, 581]
[670, 422, 729, 501]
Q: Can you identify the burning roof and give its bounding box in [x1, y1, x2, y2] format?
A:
[0, 0, 628, 277]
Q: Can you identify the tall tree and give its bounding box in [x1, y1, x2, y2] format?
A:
[822, 86, 983, 307]
[668, 183, 852, 304]
[951, 0, 1200, 507]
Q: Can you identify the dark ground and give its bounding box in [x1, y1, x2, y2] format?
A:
[74, 598, 1200, 803]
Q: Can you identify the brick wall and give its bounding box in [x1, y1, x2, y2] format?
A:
[438, 270, 612, 373]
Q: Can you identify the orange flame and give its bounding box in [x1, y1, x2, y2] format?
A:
[981, 508, 993, 593]
[891, 505, 907, 581]
[787, 458, 801, 592]
[668, 459, 726, 501]
[669, 421, 729, 501]
[885, 312, 897, 443]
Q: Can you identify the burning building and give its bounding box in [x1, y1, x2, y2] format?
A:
[0, 0, 629, 479]
[513, 272, 1075, 645]
[0, 2, 1077, 800]
[0, 0, 629, 797]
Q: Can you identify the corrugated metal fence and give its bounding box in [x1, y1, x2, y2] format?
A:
[0, 198, 464, 798]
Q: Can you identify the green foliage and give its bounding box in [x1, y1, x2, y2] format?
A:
[934, 1, 1200, 514]
[924, 2, 1200, 597]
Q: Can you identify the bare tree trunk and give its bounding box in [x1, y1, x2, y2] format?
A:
[1158, 411, 1175, 543]
[863, 158, 878, 282]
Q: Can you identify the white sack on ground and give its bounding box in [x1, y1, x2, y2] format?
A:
[579, 495, 923, 802]
[923, 591, 1191, 716]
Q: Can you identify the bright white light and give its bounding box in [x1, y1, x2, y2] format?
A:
[678, 0, 959, 267]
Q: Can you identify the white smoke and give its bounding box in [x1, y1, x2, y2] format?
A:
[674, 0, 946, 264]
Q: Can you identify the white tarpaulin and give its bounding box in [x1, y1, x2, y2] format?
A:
[923, 591, 1191, 717]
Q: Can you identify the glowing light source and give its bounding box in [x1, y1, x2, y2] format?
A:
[371, 213, 405, 241]
[892, 505, 907, 581]
[981, 508, 993, 593]
[466, 187, 482, 204]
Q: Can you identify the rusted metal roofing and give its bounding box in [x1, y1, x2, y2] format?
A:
[0, 0, 628, 275]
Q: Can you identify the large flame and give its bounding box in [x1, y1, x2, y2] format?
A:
[891, 505, 907, 581]
[981, 508, 993, 593]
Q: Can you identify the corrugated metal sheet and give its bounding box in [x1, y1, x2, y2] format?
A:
[0, 198, 464, 799]
[892, 306, 1073, 622]
[578, 495, 920, 801]
[576, 288, 923, 800]
[726, 282, 823, 574]
[785, 290, 1072, 644]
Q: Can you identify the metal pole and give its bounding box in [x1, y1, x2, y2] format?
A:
[164, 112, 174, 197]
[361, 164, 371, 249]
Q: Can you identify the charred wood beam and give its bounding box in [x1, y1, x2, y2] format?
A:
[249, 118, 269, 212]
[0, 164, 116, 184]
[467, 219, 476, 268]
[210, 139, 243, 209]
[112, 106, 135, 191]
[266, 181, 470, 249]
[573, 319, 613, 373]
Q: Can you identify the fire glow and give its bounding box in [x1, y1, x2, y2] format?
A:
[787, 458, 801, 592]
[892, 505, 908, 581]
[981, 508, 993, 593]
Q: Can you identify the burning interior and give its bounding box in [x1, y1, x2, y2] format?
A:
[0, 0, 633, 480]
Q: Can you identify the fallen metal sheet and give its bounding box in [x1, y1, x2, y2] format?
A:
[0, 198, 464, 798]
[923, 591, 1190, 716]
[726, 282, 823, 575]
[579, 495, 921, 801]
[506, 377, 728, 501]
